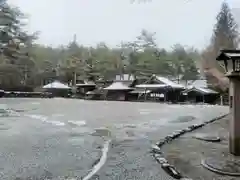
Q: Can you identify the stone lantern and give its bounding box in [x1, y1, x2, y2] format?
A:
[216, 49, 240, 156]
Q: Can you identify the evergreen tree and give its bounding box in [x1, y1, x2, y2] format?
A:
[212, 1, 239, 51]
[0, 0, 37, 61]
[201, 1, 238, 90]
[0, 0, 38, 86]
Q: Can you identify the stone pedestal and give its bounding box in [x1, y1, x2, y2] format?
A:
[202, 155, 240, 176]
[229, 78, 240, 156]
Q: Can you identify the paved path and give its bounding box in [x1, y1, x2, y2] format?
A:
[0, 98, 228, 179]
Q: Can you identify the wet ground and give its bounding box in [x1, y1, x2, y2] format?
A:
[160, 115, 239, 180]
[0, 98, 228, 180]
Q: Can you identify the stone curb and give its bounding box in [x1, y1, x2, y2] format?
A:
[151, 113, 229, 180]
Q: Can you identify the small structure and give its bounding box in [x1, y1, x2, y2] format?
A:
[104, 81, 133, 101]
[182, 79, 219, 104]
[96, 79, 113, 88]
[104, 74, 143, 101]
[134, 75, 185, 102]
[42, 81, 71, 97]
[43, 81, 70, 89]
[85, 88, 105, 100]
[128, 89, 152, 101]
[75, 80, 96, 98]
[182, 86, 219, 104]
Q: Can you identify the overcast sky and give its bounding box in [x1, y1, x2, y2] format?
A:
[7, 0, 240, 49]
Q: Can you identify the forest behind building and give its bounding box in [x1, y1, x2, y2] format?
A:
[0, 0, 238, 91]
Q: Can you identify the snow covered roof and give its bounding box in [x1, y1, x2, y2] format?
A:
[76, 83, 96, 86]
[190, 79, 208, 88]
[104, 82, 133, 90]
[129, 89, 151, 94]
[196, 87, 218, 94]
[84, 80, 96, 85]
[135, 84, 167, 89]
[42, 81, 70, 89]
[156, 76, 185, 88]
[76, 80, 96, 86]
[86, 91, 95, 95]
[135, 75, 185, 89]
[183, 87, 218, 95]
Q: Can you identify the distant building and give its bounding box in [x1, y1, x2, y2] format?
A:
[104, 81, 134, 101]
[182, 79, 219, 104]
[42, 81, 71, 97]
[115, 74, 134, 81]
[132, 75, 185, 102]
[74, 80, 97, 98]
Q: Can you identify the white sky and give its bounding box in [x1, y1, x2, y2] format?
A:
[7, 0, 240, 49]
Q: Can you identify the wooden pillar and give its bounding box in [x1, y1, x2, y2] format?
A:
[73, 71, 77, 86]
[229, 77, 240, 156]
[144, 88, 147, 101]
[220, 95, 223, 105]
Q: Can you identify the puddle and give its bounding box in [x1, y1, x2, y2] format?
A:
[193, 133, 221, 142]
[69, 128, 93, 137]
[115, 124, 137, 129]
[0, 108, 20, 117]
[31, 102, 41, 105]
[171, 116, 196, 123]
[12, 109, 25, 112]
[0, 122, 5, 125]
[91, 128, 112, 137]
[69, 132, 84, 137]
[139, 111, 151, 115]
[46, 120, 65, 126]
[124, 124, 137, 128]
[0, 126, 10, 130]
[68, 137, 85, 146]
[26, 114, 47, 121]
[6, 107, 38, 113]
[67, 120, 86, 127]
[52, 114, 64, 117]
[26, 114, 65, 126]
[126, 130, 135, 137]
[0, 109, 8, 114]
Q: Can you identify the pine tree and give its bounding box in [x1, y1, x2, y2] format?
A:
[201, 1, 237, 90]
[0, 0, 38, 86]
[212, 1, 239, 51]
[0, 0, 36, 62]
